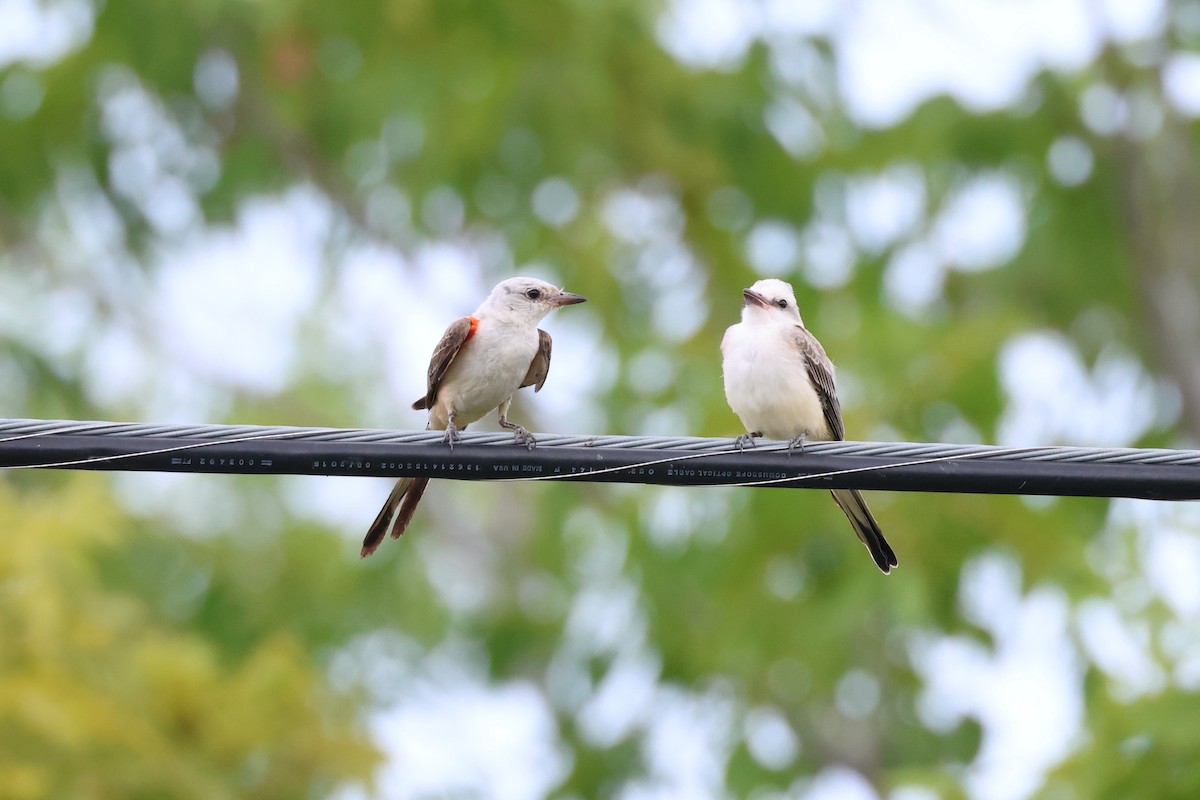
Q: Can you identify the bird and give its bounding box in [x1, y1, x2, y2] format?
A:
[361, 276, 587, 558]
[720, 277, 898, 574]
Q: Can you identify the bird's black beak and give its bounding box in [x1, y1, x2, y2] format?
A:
[742, 288, 769, 308]
[554, 292, 588, 306]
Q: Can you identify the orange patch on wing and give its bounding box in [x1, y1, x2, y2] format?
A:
[465, 315, 480, 341]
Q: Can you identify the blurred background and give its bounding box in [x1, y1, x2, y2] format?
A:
[3, 0, 1200, 797]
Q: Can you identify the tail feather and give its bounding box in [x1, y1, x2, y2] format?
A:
[830, 489, 898, 574]
[361, 477, 429, 558]
[391, 477, 428, 539]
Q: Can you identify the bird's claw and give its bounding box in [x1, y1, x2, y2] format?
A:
[441, 424, 462, 449]
[787, 432, 808, 456]
[511, 425, 537, 451]
[735, 432, 762, 452]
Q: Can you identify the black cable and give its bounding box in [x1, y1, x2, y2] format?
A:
[0, 418, 1198, 500]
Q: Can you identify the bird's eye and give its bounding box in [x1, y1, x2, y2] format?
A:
[526, 289, 542, 300]
[776, 299, 788, 309]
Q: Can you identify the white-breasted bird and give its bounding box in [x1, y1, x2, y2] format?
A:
[721, 277, 898, 573]
[361, 276, 586, 558]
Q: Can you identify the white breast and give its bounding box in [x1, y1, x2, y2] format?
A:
[436, 321, 540, 426]
[721, 322, 832, 441]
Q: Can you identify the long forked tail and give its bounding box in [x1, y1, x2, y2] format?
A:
[830, 488, 898, 574]
[361, 477, 430, 558]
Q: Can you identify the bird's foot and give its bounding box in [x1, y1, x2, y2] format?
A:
[509, 424, 537, 451]
[441, 422, 462, 449]
[786, 432, 808, 456]
[735, 432, 762, 452]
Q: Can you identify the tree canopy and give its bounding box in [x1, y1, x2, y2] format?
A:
[2, 0, 1200, 797]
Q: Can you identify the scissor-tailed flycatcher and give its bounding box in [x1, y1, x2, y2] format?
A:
[721, 278, 898, 574]
[361, 276, 586, 558]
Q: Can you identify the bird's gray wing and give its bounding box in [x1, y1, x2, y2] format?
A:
[793, 325, 844, 441]
[518, 329, 552, 392]
[412, 316, 475, 410]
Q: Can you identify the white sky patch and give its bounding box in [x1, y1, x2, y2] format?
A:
[931, 172, 1026, 272]
[577, 647, 661, 746]
[646, 245, 710, 343]
[333, 244, 430, 421]
[1162, 52, 1200, 117]
[421, 535, 499, 617]
[365, 184, 412, 234]
[768, 39, 836, 108]
[0, 272, 94, 361]
[759, 0, 839, 38]
[193, 48, 238, 111]
[640, 485, 734, 552]
[603, 185, 686, 244]
[1141, 528, 1200, 617]
[112, 471, 246, 537]
[528, 310, 616, 435]
[911, 552, 1082, 800]
[81, 321, 152, 407]
[836, 0, 1100, 126]
[152, 189, 327, 395]
[1046, 136, 1094, 186]
[764, 96, 825, 159]
[1113, 501, 1200, 612]
[800, 765, 879, 800]
[883, 241, 945, 318]
[844, 164, 926, 254]
[746, 219, 801, 275]
[604, 184, 710, 345]
[743, 705, 800, 770]
[627, 685, 738, 799]
[282, 474, 389, 535]
[1094, 0, 1167, 41]
[1091, 500, 1200, 694]
[0, 0, 93, 68]
[1078, 82, 1127, 136]
[997, 331, 1161, 447]
[99, 69, 217, 235]
[835, 669, 881, 720]
[656, 0, 759, 70]
[652, 0, 1170, 131]
[1077, 598, 1165, 699]
[370, 678, 569, 800]
[800, 219, 856, 288]
[532, 176, 581, 228]
[565, 579, 644, 658]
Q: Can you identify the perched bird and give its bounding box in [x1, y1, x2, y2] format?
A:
[362, 276, 586, 557]
[721, 278, 898, 573]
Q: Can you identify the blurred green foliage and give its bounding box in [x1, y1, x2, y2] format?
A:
[2, 0, 1200, 798]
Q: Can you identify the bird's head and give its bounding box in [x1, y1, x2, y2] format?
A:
[481, 277, 587, 323]
[741, 278, 803, 325]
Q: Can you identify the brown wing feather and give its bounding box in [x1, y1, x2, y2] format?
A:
[518, 329, 552, 392]
[794, 325, 844, 441]
[411, 317, 474, 410]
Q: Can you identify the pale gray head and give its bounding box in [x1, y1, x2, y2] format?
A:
[479, 276, 587, 322]
[740, 278, 803, 325]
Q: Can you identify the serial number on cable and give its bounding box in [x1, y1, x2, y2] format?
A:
[311, 460, 483, 472]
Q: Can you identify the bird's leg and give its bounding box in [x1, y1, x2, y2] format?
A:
[441, 412, 462, 449]
[787, 431, 808, 455]
[735, 431, 762, 452]
[498, 401, 536, 450]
